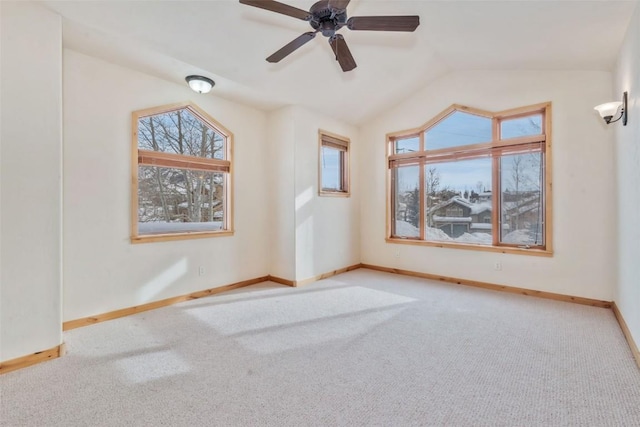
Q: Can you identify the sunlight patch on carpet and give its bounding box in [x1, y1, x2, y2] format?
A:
[185, 286, 415, 337]
[236, 305, 408, 353]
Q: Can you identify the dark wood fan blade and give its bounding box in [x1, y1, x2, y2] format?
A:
[266, 32, 316, 63]
[347, 16, 420, 31]
[329, 34, 357, 72]
[328, 0, 351, 11]
[239, 0, 311, 21]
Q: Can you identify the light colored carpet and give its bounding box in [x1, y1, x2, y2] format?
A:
[1, 268, 639, 426]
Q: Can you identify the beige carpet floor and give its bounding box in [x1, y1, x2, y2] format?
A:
[1, 268, 639, 426]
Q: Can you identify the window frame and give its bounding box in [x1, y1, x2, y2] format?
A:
[318, 130, 350, 197]
[386, 103, 553, 257]
[131, 101, 234, 244]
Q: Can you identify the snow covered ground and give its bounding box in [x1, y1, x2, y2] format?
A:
[395, 221, 537, 245]
[138, 221, 223, 235]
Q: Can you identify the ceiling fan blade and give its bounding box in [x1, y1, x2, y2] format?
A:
[266, 32, 316, 63]
[347, 16, 420, 32]
[329, 34, 357, 72]
[328, 0, 351, 11]
[239, 0, 311, 21]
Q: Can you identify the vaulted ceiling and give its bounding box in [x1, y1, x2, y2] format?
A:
[42, 0, 637, 124]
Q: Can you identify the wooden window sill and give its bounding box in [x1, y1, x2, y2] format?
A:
[319, 190, 351, 198]
[385, 237, 553, 257]
[131, 230, 234, 244]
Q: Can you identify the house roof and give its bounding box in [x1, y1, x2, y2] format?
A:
[504, 195, 541, 216]
[433, 216, 472, 223]
[41, 0, 637, 125]
[428, 196, 492, 215]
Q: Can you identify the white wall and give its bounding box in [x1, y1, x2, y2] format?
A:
[0, 2, 63, 361]
[267, 106, 296, 280]
[292, 107, 360, 281]
[0, 1, 626, 364]
[62, 49, 270, 321]
[266, 106, 360, 282]
[614, 3, 640, 345]
[360, 70, 616, 301]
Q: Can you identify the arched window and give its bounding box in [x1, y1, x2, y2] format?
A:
[387, 102, 551, 255]
[131, 102, 233, 243]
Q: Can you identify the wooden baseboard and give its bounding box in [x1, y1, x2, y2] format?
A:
[10, 267, 635, 375]
[63, 276, 269, 331]
[295, 264, 362, 287]
[0, 344, 63, 375]
[268, 264, 362, 287]
[267, 275, 296, 287]
[612, 302, 640, 369]
[64, 265, 363, 331]
[360, 264, 612, 309]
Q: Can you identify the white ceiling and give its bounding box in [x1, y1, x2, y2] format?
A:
[42, 0, 637, 125]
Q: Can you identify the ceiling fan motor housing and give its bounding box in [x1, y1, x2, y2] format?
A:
[309, 0, 347, 37]
[238, 0, 420, 72]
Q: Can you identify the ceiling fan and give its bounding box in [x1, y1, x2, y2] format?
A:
[239, 0, 420, 72]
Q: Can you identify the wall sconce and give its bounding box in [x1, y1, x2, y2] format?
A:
[185, 75, 215, 94]
[594, 91, 627, 126]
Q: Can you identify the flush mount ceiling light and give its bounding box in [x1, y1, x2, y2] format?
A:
[594, 91, 628, 126]
[185, 75, 215, 94]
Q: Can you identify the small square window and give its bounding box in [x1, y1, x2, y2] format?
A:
[319, 131, 350, 197]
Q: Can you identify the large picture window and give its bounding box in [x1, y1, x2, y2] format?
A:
[387, 103, 552, 255]
[131, 102, 233, 243]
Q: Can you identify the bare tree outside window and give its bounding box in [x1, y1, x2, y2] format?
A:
[131, 103, 232, 242]
[425, 167, 440, 227]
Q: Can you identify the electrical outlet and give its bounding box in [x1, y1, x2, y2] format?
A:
[394, 248, 401, 258]
[198, 266, 205, 276]
[494, 262, 502, 271]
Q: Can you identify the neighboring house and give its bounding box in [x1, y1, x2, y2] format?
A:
[503, 192, 542, 235]
[478, 191, 492, 202]
[428, 196, 493, 238]
[139, 184, 224, 223]
[427, 196, 520, 238]
[177, 200, 223, 222]
[427, 191, 542, 240]
[396, 201, 408, 222]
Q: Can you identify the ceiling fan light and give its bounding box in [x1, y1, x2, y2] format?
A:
[185, 75, 215, 94]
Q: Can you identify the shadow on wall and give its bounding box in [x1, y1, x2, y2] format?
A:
[136, 257, 188, 303]
[295, 186, 315, 280]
